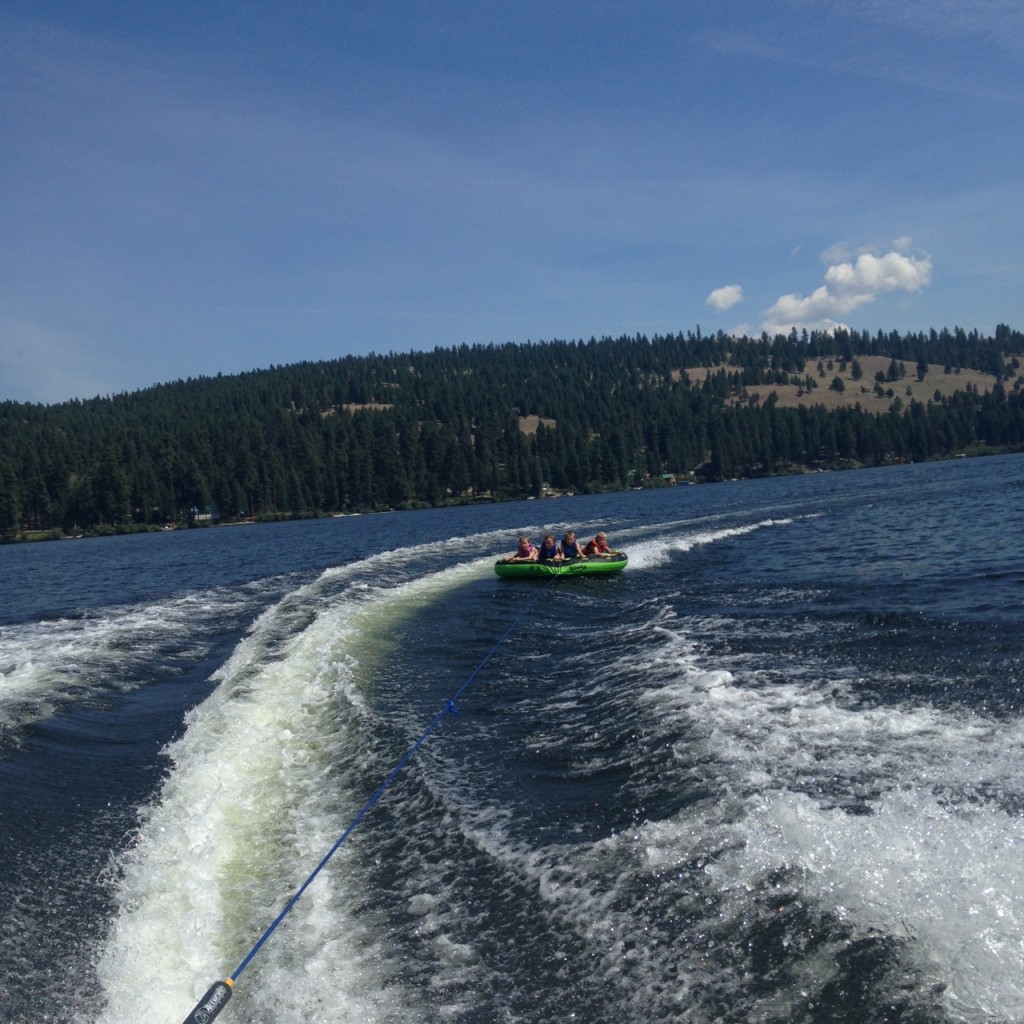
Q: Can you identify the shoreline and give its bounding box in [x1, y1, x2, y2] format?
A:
[4, 445, 1020, 545]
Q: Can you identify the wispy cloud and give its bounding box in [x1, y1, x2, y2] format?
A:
[854, 0, 1024, 51]
[706, 284, 744, 312]
[702, 2, 1024, 104]
[762, 243, 932, 335]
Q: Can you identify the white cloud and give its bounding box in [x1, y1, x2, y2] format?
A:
[706, 283, 744, 311]
[820, 236, 913, 264]
[762, 246, 932, 335]
[820, 240, 856, 264]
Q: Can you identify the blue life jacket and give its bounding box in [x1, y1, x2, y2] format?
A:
[538, 540, 559, 560]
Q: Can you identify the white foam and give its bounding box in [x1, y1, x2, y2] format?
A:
[735, 788, 1024, 1020]
[624, 518, 793, 570]
[0, 588, 256, 730]
[92, 556, 491, 1024]
[92, 614, 362, 1020]
[636, 624, 1024, 1021]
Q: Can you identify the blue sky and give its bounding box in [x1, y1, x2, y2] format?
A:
[2, 1, 1022, 404]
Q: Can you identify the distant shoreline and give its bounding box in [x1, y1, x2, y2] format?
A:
[5, 445, 1020, 545]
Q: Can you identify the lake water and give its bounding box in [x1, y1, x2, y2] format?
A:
[2, 454, 1023, 1024]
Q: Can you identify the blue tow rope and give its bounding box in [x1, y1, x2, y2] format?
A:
[181, 577, 554, 1023]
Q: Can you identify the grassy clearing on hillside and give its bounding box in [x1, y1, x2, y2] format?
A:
[690, 355, 1020, 414]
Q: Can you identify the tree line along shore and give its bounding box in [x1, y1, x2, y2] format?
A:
[1, 324, 1022, 539]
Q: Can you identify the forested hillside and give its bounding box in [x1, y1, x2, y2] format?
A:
[2, 325, 1022, 537]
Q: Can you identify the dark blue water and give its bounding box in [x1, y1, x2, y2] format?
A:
[1, 455, 1023, 1024]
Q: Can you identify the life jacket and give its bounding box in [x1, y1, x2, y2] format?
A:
[538, 541, 559, 560]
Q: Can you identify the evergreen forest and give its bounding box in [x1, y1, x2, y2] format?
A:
[2, 324, 1023, 538]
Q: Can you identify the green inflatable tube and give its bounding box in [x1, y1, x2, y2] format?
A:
[494, 553, 628, 579]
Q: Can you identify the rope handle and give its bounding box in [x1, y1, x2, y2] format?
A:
[181, 979, 232, 1024]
